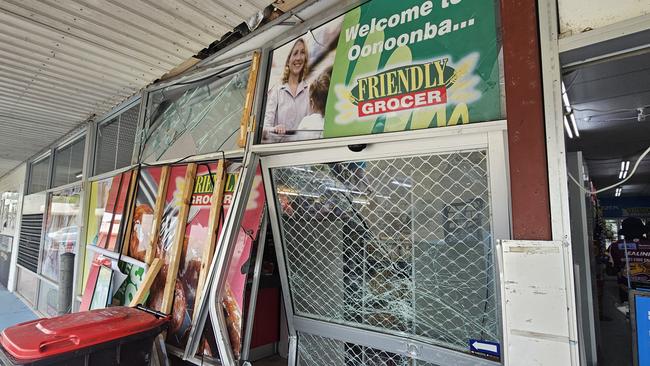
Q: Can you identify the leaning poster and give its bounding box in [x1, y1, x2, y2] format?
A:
[260, 0, 502, 144]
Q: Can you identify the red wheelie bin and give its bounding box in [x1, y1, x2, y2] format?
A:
[0, 306, 168, 365]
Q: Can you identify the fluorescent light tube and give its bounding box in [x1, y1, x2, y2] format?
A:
[561, 82, 571, 109]
[564, 116, 574, 139]
[569, 113, 579, 137]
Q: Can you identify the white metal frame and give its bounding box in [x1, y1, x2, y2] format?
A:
[537, 0, 583, 364]
[183, 154, 257, 360]
[558, 13, 650, 57]
[13, 180, 83, 317]
[241, 213, 270, 362]
[201, 151, 259, 362]
[538, 3, 650, 364]
[7, 165, 26, 294]
[259, 122, 511, 366]
[26, 153, 52, 195]
[39, 182, 84, 286]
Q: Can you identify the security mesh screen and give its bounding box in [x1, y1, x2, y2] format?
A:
[298, 332, 439, 366]
[94, 103, 140, 176]
[272, 151, 499, 353]
[53, 137, 85, 187]
[94, 117, 119, 175]
[28, 157, 50, 194]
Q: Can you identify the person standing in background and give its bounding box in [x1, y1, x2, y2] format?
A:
[263, 38, 310, 142]
[609, 217, 650, 301]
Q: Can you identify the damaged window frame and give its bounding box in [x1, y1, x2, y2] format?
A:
[257, 124, 511, 366]
[135, 54, 256, 165]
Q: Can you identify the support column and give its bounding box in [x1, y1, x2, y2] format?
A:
[501, 0, 552, 240]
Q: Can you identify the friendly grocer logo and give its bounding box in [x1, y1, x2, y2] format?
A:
[349, 59, 454, 117]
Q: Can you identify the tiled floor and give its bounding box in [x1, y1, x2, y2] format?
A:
[255, 355, 287, 366]
[599, 276, 633, 366]
[0, 285, 37, 331]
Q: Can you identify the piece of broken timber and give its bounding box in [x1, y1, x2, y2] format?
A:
[193, 159, 227, 317]
[144, 166, 171, 266]
[128, 258, 162, 307]
[238, 51, 261, 148]
[161, 163, 197, 314]
[121, 167, 140, 256]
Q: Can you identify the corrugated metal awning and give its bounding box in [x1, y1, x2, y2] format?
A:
[0, 0, 272, 176]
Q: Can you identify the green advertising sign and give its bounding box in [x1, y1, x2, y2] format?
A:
[261, 0, 502, 144]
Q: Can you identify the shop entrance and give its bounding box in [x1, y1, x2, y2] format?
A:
[260, 126, 510, 365]
[562, 49, 650, 366]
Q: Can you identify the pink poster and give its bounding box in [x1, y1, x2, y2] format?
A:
[222, 167, 266, 358]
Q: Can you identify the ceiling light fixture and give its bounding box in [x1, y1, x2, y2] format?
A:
[569, 113, 580, 137]
[561, 82, 571, 108]
[615, 187, 622, 197]
[564, 116, 574, 139]
[561, 82, 579, 138]
[619, 161, 630, 180]
[638, 107, 646, 122]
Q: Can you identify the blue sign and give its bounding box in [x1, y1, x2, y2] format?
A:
[469, 339, 500, 358]
[619, 242, 638, 250]
[636, 295, 650, 365]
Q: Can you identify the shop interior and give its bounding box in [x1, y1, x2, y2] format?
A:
[563, 49, 650, 366]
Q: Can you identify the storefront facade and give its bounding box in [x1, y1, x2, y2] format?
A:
[5, 0, 649, 364]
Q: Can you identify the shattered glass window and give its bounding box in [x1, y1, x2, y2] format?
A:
[272, 151, 499, 354]
[139, 63, 251, 163]
[298, 332, 441, 366]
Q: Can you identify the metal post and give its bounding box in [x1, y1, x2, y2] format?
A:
[58, 252, 74, 315]
[537, 0, 581, 363]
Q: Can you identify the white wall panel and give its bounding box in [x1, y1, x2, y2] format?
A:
[558, 0, 650, 37]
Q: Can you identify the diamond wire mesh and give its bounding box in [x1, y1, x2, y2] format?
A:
[298, 332, 440, 366]
[271, 150, 499, 354]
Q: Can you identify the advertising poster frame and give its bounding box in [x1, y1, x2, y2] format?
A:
[257, 0, 504, 146]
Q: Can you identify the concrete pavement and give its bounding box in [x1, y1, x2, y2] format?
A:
[0, 285, 36, 331]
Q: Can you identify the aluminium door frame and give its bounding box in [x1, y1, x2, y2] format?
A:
[241, 213, 270, 362]
[182, 146, 260, 360]
[178, 51, 266, 363]
[259, 122, 511, 366]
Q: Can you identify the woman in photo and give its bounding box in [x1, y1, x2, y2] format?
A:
[263, 38, 311, 142]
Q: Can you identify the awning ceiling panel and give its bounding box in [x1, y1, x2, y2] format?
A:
[0, 0, 272, 177]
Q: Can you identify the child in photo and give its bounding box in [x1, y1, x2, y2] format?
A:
[296, 67, 332, 140]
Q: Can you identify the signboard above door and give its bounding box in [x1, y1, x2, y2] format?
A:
[260, 0, 503, 144]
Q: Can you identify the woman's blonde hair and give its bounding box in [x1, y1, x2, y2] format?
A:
[282, 38, 309, 84]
